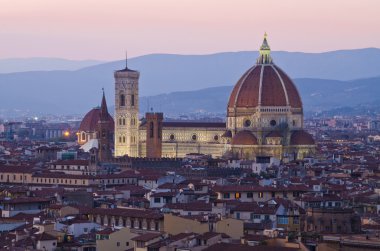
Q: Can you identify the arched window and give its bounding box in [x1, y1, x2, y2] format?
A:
[149, 121, 154, 138]
[120, 94, 125, 107]
[119, 136, 122, 143]
[131, 94, 135, 107]
[81, 132, 86, 141]
[122, 118, 126, 125]
[119, 118, 122, 125]
[122, 136, 126, 143]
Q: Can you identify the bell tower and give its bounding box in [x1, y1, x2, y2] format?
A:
[114, 55, 140, 157]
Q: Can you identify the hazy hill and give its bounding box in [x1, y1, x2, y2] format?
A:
[0, 58, 104, 73]
[139, 76, 380, 116]
[0, 48, 380, 115]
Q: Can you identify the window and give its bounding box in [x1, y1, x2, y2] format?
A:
[293, 216, 299, 224]
[119, 118, 122, 125]
[258, 192, 264, 198]
[170, 134, 175, 141]
[122, 118, 126, 125]
[277, 216, 289, 225]
[136, 241, 144, 248]
[150, 122, 154, 138]
[283, 191, 288, 198]
[131, 94, 135, 106]
[265, 215, 270, 220]
[119, 136, 122, 143]
[214, 135, 219, 141]
[117, 242, 120, 247]
[235, 192, 241, 199]
[253, 214, 260, 219]
[154, 197, 161, 203]
[236, 212, 240, 219]
[270, 120, 277, 126]
[271, 192, 276, 198]
[81, 132, 85, 141]
[120, 94, 125, 106]
[84, 228, 88, 233]
[126, 242, 129, 246]
[123, 136, 125, 143]
[192, 134, 197, 141]
[244, 119, 251, 127]
[223, 193, 230, 199]
[247, 192, 253, 198]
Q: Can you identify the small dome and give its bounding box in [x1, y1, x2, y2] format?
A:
[79, 108, 114, 132]
[290, 130, 315, 145]
[231, 131, 258, 145]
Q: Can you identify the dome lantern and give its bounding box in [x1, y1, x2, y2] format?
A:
[256, 33, 273, 65]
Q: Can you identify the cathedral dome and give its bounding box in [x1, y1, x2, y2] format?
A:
[228, 34, 302, 111]
[290, 130, 315, 145]
[79, 107, 114, 132]
[231, 131, 258, 145]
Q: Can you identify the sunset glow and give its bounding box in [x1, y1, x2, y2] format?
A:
[1, 0, 379, 60]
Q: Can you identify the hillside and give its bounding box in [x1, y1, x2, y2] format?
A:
[0, 48, 380, 116]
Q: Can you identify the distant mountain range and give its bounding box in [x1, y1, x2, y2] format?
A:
[0, 58, 104, 73]
[139, 76, 380, 116]
[0, 48, 380, 117]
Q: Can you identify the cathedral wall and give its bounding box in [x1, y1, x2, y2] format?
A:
[138, 126, 226, 158]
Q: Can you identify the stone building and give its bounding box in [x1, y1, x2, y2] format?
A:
[304, 208, 361, 234]
[79, 34, 315, 160]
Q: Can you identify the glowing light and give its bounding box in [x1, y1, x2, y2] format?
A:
[63, 131, 70, 137]
[34, 117, 38, 121]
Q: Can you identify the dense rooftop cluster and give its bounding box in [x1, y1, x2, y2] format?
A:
[0, 114, 379, 251]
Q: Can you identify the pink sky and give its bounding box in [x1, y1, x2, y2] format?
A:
[1, 0, 379, 60]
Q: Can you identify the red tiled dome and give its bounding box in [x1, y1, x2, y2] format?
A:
[228, 64, 302, 109]
[290, 130, 315, 145]
[231, 131, 258, 145]
[79, 108, 114, 132]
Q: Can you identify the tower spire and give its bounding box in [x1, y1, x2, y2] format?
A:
[257, 32, 273, 64]
[100, 88, 108, 119]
